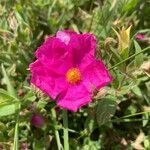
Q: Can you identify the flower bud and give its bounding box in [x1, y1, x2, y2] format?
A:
[30, 113, 45, 128]
[135, 34, 145, 40]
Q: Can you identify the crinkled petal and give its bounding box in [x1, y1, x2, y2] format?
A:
[35, 36, 72, 74]
[82, 60, 112, 91]
[35, 37, 67, 65]
[29, 60, 68, 99]
[68, 33, 96, 66]
[57, 83, 92, 112]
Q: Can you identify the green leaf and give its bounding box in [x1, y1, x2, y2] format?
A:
[0, 89, 18, 105]
[110, 47, 123, 63]
[144, 136, 150, 149]
[132, 85, 142, 97]
[142, 113, 149, 127]
[134, 40, 143, 67]
[23, 90, 36, 102]
[0, 122, 6, 131]
[37, 100, 47, 109]
[120, 47, 129, 60]
[1, 64, 16, 97]
[96, 99, 117, 126]
[84, 115, 96, 133]
[0, 104, 17, 117]
[0, 89, 19, 117]
[122, 0, 139, 13]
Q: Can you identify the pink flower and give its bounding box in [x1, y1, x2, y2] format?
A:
[30, 113, 45, 128]
[29, 30, 112, 112]
[135, 34, 145, 40]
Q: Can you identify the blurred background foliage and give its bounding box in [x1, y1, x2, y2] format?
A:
[0, 0, 150, 149]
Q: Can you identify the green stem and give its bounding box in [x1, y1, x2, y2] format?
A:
[108, 46, 150, 71]
[13, 104, 20, 150]
[118, 111, 149, 119]
[63, 110, 69, 150]
[51, 108, 63, 150]
[112, 118, 149, 123]
[111, 111, 150, 123]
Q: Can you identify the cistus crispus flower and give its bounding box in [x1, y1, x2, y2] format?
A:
[29, 30, 112, 112]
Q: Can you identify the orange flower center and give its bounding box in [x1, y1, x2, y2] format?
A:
[66, 68, 81, 84]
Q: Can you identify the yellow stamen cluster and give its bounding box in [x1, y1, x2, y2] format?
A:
[66, 68, 81, 84]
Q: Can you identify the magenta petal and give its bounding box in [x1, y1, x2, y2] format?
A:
[30, 60, 68, 99]
[82, 60, 112, 91]
[57, 84, 92, 112]
[82, 33, 96, 56]
[35, 36, 71, 74]
[35, 37, 67, 65]
[68, 33, 96, 66]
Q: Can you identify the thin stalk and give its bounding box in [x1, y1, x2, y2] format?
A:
[63, 110, 69, 150]
[51, 108, 63, 150]
[88, 0, 95, 32]
[47, 0, 57, 19]
[108, 46, 150, 71]
[111, 111, 150, 123]
[118, 111, 150, 119]
[112, 118, 149, 123]
[13, 104, 20, 150]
